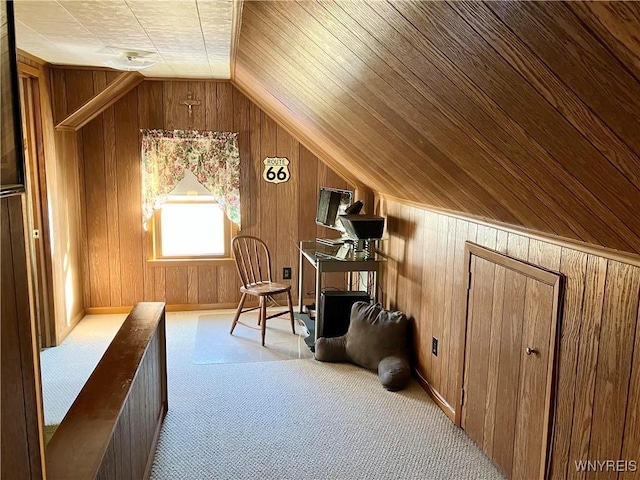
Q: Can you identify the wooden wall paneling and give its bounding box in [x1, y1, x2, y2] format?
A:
[528, 239, 562, 272]
[187, 81, 207, 130]
[388, 2, 636, 248]
[233, 88, 253, 236]
[450, 1, 640, 191]
[248, 3, 476, 215]
[404, 207, 423, 350]
[217, 82, 235, 131]
[506, 233, 530, 262]
[565, 255, 607, 480]
[97, 72, 123, 307]
[165, 267, 188, 305]
[115, 90, 144, 306]
[137, 81, 155, 302]
[310, 1, 561, 233]
[567, 2, 640, 82]
[236, 2, 640, 254]
[419, 211, 439, 386]
[1, 196, 44, 479]
[205, 82, 219, 130]
[197, 268, 218, 305]
[394, 206, 409, 313]
[440, 0, 634, 248]
[382, 201, 399, 310]
[550, 248, 588, 480]
[488, 1, 640, 159]
[474, 0, 640, 248]
[234, 62, 364, 190]
[325, 1, 515, 220]
[164, 81, 189, 129]
[248, 101, 261, 237]
[258, 111, 278, 276]
[276, 125, 299, 298]
[298, 2, 506, 216]
[587, 261, 640, 477]
[238, 12, 421, 201]
[216, 82, 240, 304]
[55, 71, 352, 308]
[430, 215, 449, 399]
[450, 219, 473, 415]
[298, 146, 318, 302]
[49, 69, 67, 124]
[63, 70, 95, 114]
[154, 267, 166, 303]
[57, 69, 91, 322]
[621, 303, 640, 479]
[50, 129, 84, 341]
[81, 92, 109, 307]
[439, 216, 457, 403]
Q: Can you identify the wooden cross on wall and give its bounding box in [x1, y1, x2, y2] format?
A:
[181, 91, 201, 124]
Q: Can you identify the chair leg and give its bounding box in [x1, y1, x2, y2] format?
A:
[287, 291, 296, 334]
[260, 296, 267, 346]
[230, 293, 247, 335]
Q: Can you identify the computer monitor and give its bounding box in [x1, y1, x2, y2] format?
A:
[315, 187, 353, 232]
[339, 214, 385, 240]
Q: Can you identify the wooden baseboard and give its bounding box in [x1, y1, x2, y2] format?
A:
[413, 369, 456, 423]
[84, 301, 272, 315]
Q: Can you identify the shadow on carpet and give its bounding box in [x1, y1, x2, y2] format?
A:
[193, 313, 314, 364]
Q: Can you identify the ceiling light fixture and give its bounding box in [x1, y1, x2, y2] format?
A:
[105, 51, 157, 71]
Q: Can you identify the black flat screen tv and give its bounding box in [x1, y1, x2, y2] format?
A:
[315, 187, 353, 232]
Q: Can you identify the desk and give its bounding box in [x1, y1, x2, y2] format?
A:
[298, 240, 383, 340]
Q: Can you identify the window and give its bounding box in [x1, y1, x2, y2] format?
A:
[149, 171, 237, 264]
[157, 197, 230, 258]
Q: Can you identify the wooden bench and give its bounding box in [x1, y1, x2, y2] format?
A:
[46, 302, 168, 480]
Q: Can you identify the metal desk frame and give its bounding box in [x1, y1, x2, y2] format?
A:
[298, 240, 383, 340]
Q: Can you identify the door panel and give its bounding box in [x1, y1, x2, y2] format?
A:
[512, 279, 554, 479]
[461, 243, 563, 480]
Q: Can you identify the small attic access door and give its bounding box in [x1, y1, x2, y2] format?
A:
[458, 243, 563, 480]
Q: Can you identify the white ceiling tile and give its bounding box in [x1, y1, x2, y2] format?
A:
[14, 0, 233, 79]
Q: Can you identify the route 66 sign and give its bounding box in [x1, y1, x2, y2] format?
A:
[263, 157, 290, 184]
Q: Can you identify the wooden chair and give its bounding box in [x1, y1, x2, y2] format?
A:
[229, 235, 296, 346]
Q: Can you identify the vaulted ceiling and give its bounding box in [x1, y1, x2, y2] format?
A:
[234, 1, 640, 255]
[14, 1, 640, 255]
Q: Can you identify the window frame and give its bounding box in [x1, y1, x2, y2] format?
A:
[147, 196, 237, 267]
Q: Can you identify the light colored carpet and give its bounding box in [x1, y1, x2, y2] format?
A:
[193, 311, 313, 364]
[151, 312, 505, 480]
[40, 310, 504, 479]
[40, 314, 127, 426]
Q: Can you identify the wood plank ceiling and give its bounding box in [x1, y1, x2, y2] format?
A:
[234, 1, 640, 255]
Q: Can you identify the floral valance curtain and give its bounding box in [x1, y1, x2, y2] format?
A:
[141, 129, 241, 227]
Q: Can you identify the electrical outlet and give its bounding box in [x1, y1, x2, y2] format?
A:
[432, 337, 438, 356]
[283, 267, 292, 280]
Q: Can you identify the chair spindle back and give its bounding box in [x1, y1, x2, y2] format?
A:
[231, 235, 273, 288]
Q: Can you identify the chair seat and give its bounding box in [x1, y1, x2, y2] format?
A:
[240, 281, 291, 296]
